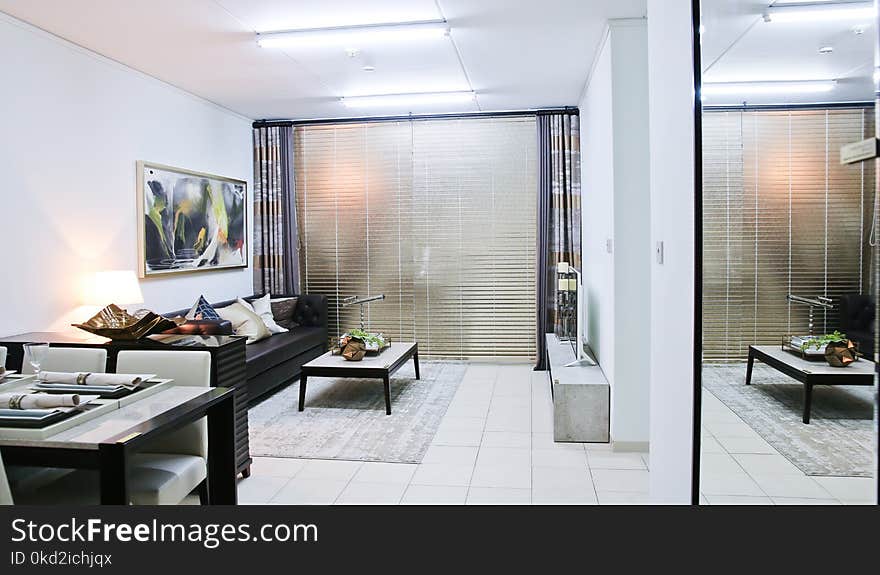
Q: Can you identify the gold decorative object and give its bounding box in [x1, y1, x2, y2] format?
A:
[72, 304, 182, 340]
[340, 336, 367, 361]
[824, 340, 858, 367]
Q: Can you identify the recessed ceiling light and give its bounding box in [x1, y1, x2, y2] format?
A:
[256, 20, 450, 49]
[818, 46, 834, 54]
[701, 80, 837, 99]
[341, 91, 476, 109]
[362, 65, 376, 72]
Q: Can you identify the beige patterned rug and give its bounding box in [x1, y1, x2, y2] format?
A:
[248, 361, 465, 463]
[703, 364, 875, 477]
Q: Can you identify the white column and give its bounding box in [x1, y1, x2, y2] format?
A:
[647, 0, 697, 503]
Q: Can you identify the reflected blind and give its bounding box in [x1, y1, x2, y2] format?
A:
[703, 108, 875, 362]
[294, 116, 537, 359]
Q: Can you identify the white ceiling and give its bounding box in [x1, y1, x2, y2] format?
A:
[701, 0, 874, 106]
[0, 0, 646, 119]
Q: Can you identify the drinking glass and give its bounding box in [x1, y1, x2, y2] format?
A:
[23, 342, 49, 375]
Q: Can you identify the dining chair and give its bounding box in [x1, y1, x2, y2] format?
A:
[114, 350, 212, 505]
[13, 350, 214, 505]
[8, 346, 109, 494]
[0, 452, 13, 505]
[0, 346, 7, 370]
[20, 347, 108, 374]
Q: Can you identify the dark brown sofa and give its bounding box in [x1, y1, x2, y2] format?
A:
[165, 293, 328, 403]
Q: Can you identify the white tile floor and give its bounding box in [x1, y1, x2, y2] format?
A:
[236, 363, 650, 505]
[233, 364, 876, 505]
[699, 389, 876, 505]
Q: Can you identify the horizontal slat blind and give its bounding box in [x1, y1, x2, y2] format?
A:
[703, 108, 874, 362]
[294, 116, 537, 359]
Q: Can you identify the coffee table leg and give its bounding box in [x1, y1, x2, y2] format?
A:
[299, 374, 308, 411]
[803, 383, 812, 424]
[383, 374, 391, 415]
[413, 346, 420, 380]
[745, 348, 755, 385]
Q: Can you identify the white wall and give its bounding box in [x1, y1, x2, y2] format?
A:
[0, 13, 253, 337]
[647, 0, 696, 503]
[580, 19, 651, 449]
[580, 32, 615, 384]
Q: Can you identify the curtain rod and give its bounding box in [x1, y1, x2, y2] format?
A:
[703, 102, 874, 112]
[253, 106, 579, 128]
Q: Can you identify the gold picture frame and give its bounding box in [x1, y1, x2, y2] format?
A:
[137, 161, 248, 278]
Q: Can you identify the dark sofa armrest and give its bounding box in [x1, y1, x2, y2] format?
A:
[293, 294, 327, 328]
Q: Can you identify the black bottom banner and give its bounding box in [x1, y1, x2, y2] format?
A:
[1, 505, 877, 572]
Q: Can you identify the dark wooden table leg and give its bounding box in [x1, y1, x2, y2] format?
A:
[298, 374, 308, 411]
[383, 374, 392, 415]
[207, 394, 237, 505]
[745, 347, 755, 385]
[413, 346, 420, 380]
[98, 443, 128, 505]
[803, 382, 813, 424]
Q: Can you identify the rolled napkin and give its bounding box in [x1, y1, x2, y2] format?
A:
[0, 392, 80, 409]
[37, 372, 148, 390]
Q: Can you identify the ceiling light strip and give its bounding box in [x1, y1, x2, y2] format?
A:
[340, 91, 476, 109]
[701, 80, 838, 98]
[256, 20, 450, 48]
[764, 2, 875, 23]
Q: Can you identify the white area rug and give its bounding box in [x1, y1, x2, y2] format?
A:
[248, 361, 465, 463]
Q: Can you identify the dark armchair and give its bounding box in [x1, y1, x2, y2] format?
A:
[839, 294, 875, 359]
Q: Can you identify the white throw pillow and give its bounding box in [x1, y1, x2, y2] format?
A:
[238, 294, 288, 334]
[215, 301, 271, 344]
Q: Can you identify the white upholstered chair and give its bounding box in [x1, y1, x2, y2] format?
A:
[115, 350, 211, 505]
[0, 346, 7, 371]
[0, 452, 13, 505]
[21, 347, 108, 374]
[7, 347, 109, 494]
[14, 350, 213, 505]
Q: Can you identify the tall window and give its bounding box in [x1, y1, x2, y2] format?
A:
[703, 107, 875, 362]
[295, 116, 538, 359]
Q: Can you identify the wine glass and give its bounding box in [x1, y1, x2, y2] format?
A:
[23, 342, 49, 375]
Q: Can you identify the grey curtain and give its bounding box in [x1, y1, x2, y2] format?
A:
[536, 111, 581, 370]
[253, 124, 300, 295]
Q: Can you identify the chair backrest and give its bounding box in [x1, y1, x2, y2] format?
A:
[0, 451, 13, 505]
[21, 347, 108, 375]
[0, 346, 7, 370]
[115, 350, 211, 458]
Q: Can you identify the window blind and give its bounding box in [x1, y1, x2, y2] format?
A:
[702, 107, 875, 362]
[294, 116, 538, 359]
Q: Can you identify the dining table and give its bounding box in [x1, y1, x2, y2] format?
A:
[0, 374, 237, 505]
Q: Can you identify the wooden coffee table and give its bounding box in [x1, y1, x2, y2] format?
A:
[298, 342, 420, 415]
[746, 345, 875, 424]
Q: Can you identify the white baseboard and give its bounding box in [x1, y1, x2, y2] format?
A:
[612, 441, 649, 453]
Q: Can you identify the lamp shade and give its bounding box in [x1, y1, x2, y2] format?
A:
[92, 270, 144, 306]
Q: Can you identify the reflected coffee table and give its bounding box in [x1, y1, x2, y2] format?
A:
[298, 342, 420, 415]
[746, 345, 875, 424]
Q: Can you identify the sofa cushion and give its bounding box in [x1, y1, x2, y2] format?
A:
[216, 301, 271, 344]
[245, 326, 326, 378]
[185, 295, 221, 321]
[270, 297, 299, 330]
[240, 294, 288, 334]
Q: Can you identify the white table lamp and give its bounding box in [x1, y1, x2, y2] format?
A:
[92, 270, 144, 308]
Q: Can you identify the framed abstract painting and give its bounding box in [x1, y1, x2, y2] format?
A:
[137, 161, 248, 277]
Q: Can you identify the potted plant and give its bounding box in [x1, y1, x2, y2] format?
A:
[800, 331, 858, 367]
